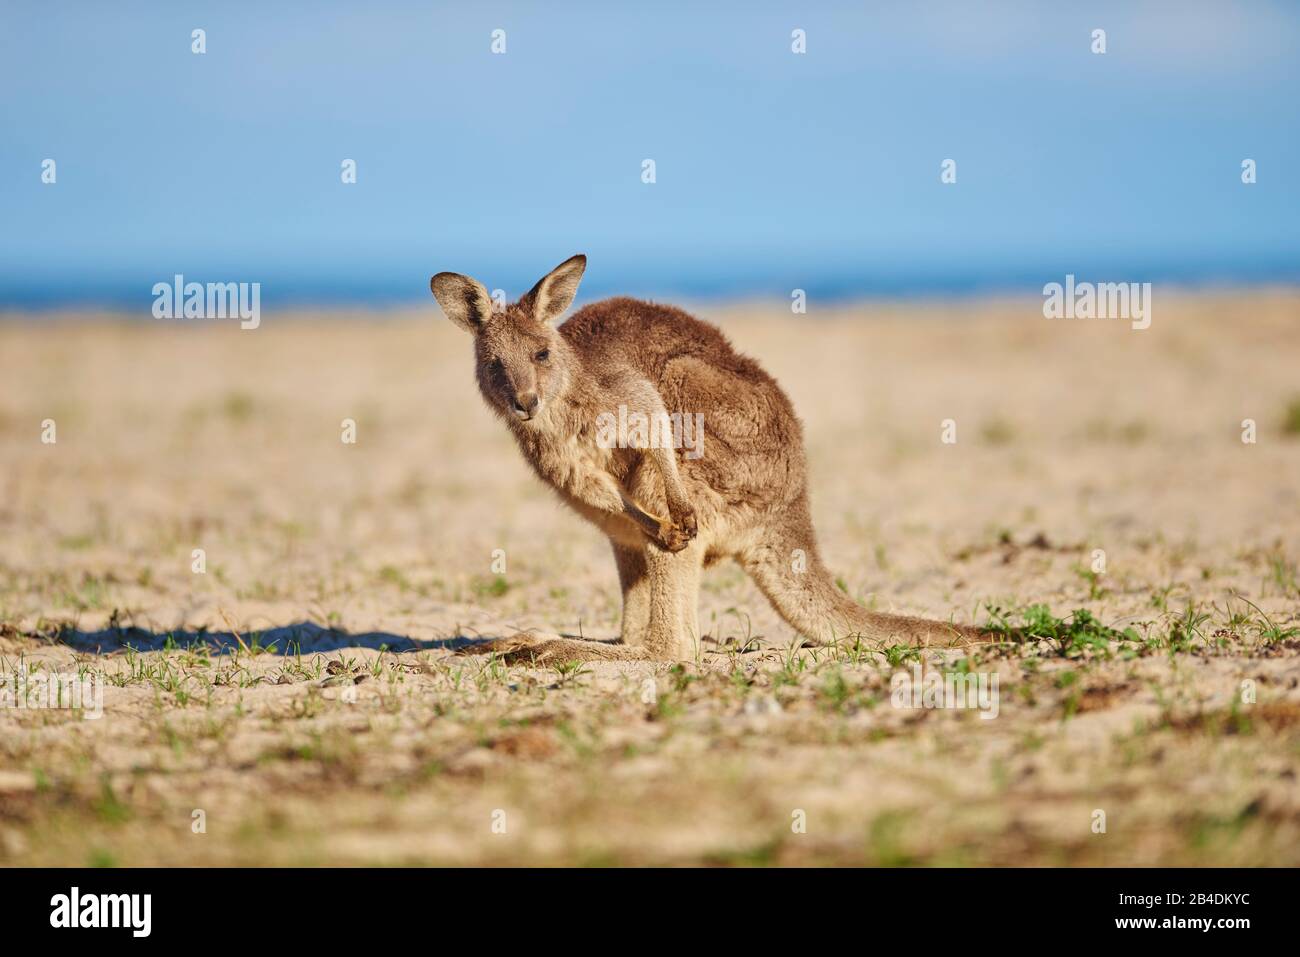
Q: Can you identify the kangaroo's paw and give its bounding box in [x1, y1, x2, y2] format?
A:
[670, 501, 697, 539]
[655, 514, 696, 552]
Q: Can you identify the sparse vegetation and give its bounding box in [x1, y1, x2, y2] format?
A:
[982, 603, 1139, 657]
[1282, 396, 1300, 437]
[979, 417, 1016, 446]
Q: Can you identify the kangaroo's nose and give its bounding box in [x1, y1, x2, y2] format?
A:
[513, 391, 540, 419]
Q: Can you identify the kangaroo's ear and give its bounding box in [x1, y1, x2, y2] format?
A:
[430, 272, 494, 333]
[524, 254, 586, 325]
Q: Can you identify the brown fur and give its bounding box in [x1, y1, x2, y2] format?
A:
[430, 255, 994, 663]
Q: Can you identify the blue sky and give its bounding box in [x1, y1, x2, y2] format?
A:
[2, 0, 1298, 306]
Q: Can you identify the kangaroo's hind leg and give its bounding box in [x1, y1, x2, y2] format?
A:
[612, 542, 651, 646]
[460, 541, 703, 665]
[640, 537, 706, 660]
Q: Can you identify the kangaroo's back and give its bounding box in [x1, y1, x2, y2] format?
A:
[560, 296, 777, 389]
[561, 295, 808, 515]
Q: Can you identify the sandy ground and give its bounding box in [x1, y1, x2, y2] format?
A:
[1, 290, 1298, 866]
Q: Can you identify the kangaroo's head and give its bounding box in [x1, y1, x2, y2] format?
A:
[430, 254, 586, 425]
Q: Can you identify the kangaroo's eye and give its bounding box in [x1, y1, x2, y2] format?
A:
[535, 349, 549, 362]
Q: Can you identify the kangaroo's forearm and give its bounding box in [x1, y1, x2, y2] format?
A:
[646, 445, 693, 520]
[553, 466, 662, 541]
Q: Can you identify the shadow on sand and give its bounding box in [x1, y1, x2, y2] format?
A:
[37, 621, 495, 657]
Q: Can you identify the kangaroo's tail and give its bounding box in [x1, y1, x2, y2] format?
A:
[739, 507, 995, 649]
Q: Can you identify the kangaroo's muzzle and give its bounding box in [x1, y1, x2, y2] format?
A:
[512, 391, 540, 420]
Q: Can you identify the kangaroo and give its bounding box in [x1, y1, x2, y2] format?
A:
[429, 254, 993, 663]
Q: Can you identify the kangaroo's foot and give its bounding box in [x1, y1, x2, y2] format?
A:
[459, 633, 653, 665]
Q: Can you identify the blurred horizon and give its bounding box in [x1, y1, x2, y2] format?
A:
[2, 0, 1298, 309]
